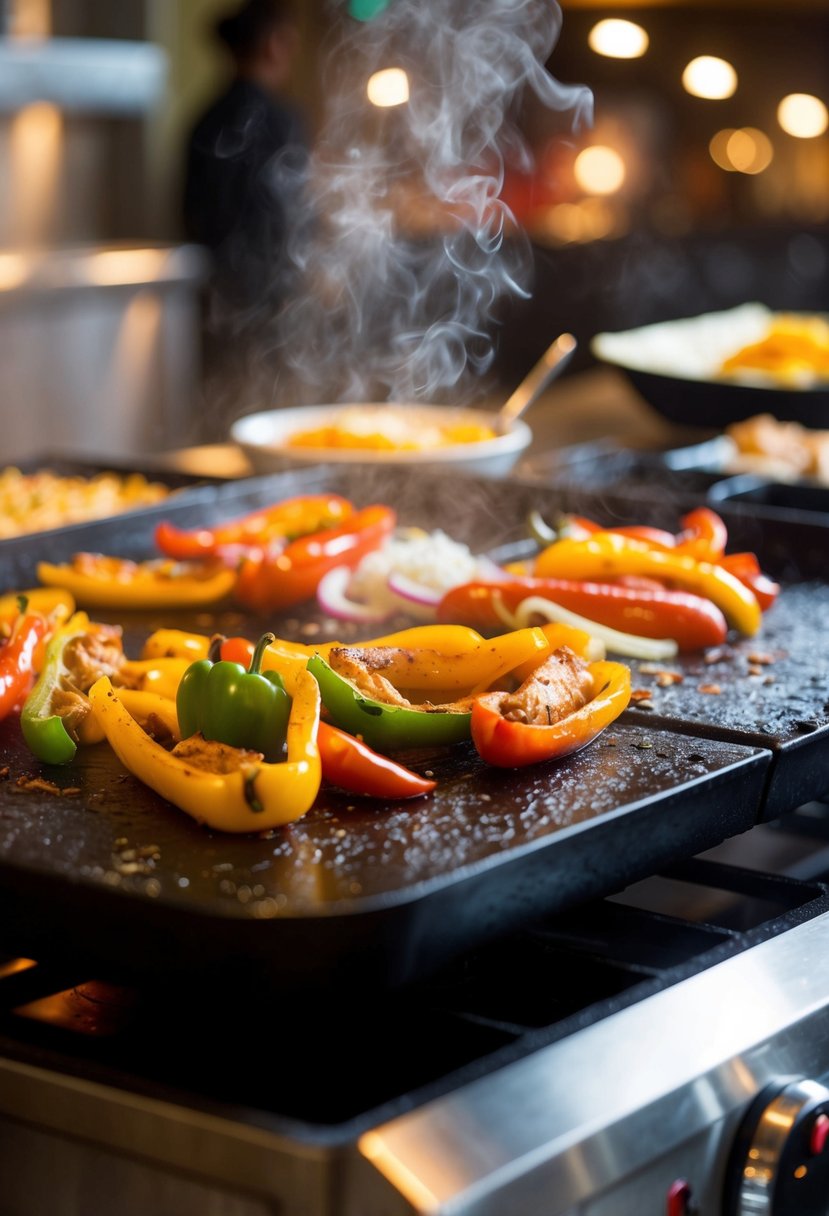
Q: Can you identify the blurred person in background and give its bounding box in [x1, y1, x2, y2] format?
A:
[183, 0, 309, 422]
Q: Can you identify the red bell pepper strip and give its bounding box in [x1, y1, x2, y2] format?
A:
[155, 495, 354, 560]
[471, 655, 631, 768]
[318, 722, 436, 799]
[719, 552, 780, 612]
[0, 607, 48, 720]
[674, 507, 728, 561]
[438, 578, 728, 651]
[234, 504, 397, 612]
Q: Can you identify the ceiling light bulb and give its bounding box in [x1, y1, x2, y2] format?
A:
[588, 19, 649, 60]
[777, 93, 828, 139]
[574, 146, 625, 195]
[682, 56, 737, 101]
[367, 68, 410, 108]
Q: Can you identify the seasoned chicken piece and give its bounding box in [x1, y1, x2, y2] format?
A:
[171, 735, 265, 774]
[63, 625, 128, 692]
[327, 647, 473, 713]
[497, 647, 592, 726]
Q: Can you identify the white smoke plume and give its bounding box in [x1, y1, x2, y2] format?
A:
[272, 0, 591, 405]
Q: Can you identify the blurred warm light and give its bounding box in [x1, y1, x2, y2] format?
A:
[0, 958, 36, 980]
[367, 68, 410, 108]
[574, 146, 626, 195]
[87, 249, 169, 287]
[777, 93, 829, 139]
[710, 127, 773, 174]
[588, 19, 649, 59]
[682, 56, 737, 100]
[10, 102, 63, 245]
[541, 199, 617, 244]
[0, 253, 30, 292]
[9, 0, 51, 38]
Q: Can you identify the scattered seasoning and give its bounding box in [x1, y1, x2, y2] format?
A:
[747, 651, 775, 666]
[16, 775, 67, 797]
[704, 647, 729, 665]
[748, 665, 764, 677]
[630, 688, 653, 702]
[655, 671, 684, 687]
[632, 739, 654, 750]
[301, 622, 321, 637]
[697, 683, 722, 695]
[764, 676, 776, 686]
[0, 766, 9, 780]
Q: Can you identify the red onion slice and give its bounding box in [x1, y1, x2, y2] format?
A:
[316, 565, 391, 623]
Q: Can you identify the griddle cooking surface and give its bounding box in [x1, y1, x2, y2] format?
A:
[0, 466, 825, 988]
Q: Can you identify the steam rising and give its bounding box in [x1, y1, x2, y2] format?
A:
[272, 0, 591, 405]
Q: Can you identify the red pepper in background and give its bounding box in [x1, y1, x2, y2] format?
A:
[155, 494, 354, 560]
[674, 507, 729, 560]
[720, 552, 780, 611]
[0, 608, 48, 720]
[438, 578, 728, 651]
[234, 505, 397, 612]
[318, 722, 436, 799]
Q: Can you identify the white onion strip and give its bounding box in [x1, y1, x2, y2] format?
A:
[492, 593, 679, 662]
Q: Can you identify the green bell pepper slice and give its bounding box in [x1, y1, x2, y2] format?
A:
[306, 653, 471, 751]
[176, 632, 291, 762]
[21, 611, 99, 766]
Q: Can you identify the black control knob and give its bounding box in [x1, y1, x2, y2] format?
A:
[724, 1077, 829, 1215]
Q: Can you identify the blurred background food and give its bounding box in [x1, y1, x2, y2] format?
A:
[0, 0, 827, 464]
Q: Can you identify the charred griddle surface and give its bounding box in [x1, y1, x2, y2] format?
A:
[625, 583, 829, 817]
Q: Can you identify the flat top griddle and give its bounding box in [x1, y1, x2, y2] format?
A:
[0, 466, 825, 990]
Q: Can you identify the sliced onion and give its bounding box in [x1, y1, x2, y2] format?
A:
[316, 565, 391, 623]
[387, 571, 441, 608]
[494, 593, 679, 662]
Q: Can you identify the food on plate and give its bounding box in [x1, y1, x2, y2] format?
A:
[725, 414, 829, 485]
[316, 722, 437, 799]
[0, 467, 169, 540]
[719, 313, 829, 387]
[283, 407, 496, 452]
[471, 651, 631, 768]
[37, 554, 238, 611]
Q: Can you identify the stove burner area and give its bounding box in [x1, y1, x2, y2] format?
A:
[3, 806, 829, 1215]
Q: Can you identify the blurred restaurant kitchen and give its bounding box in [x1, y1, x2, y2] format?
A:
[1, 0, 828, 461]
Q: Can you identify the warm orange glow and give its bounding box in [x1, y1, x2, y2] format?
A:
[0, 958, 36, 980]
[86, 249, 170, 287]
[777, 93, 829, 139]
[540, 199, 617, 244]
[0, 253, 31, 292]
[710, 128, 773, 174]
[574, 145, 626, 195]
[15, 981, 135, 1036]
[9, 0, 51, 37]
[588, 19, 648, 59]
[9, 102, 63, 245]
[682, 56, 737, 100]
[359, 1131, 443, 1211]
[367, 68, 410, 108]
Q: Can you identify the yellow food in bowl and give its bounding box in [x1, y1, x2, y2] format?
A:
[285, 410, 496, 453]
[720, 314, 829, 386]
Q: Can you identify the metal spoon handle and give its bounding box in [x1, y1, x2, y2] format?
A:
[497, 333, 578, 431]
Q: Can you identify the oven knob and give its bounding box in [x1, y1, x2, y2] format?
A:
[724, 1077, 829, 1216]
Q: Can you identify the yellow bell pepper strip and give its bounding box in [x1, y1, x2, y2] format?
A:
[534, 533, 762, 637]
[0, 588, 75, 629]
[141, 629, 212, 661]
[111, 689, 181, 742]
[37, 554, 237, 611]
[89, 666, 322, 833]
[120, 657, 192, 701]
[20, 612, 120, 764]
[471, 653, 631, 768]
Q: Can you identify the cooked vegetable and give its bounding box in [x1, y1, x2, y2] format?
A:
[318, 722, 436, 799]
[154, 494, 354, 560]
[37, 554, 236, 611]
[534, 532, 762, 636]
[176, 633, 291, 762]
[438, 577, 728, 651]
[307, 652, 473, 750]
[471, 651, 631, 768]
[235, 505, 396, 612]
[0, 602, 49, 721]
[89, 666, 322, 833]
